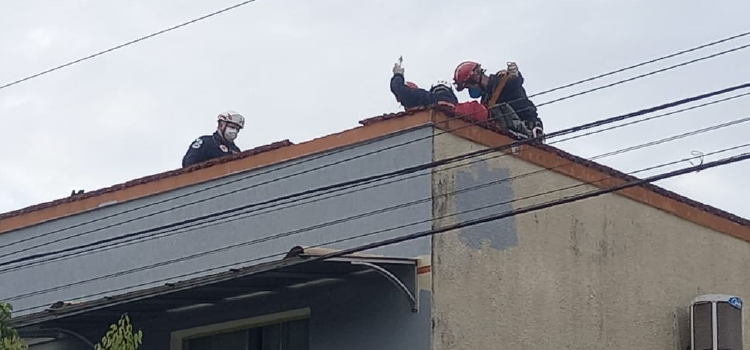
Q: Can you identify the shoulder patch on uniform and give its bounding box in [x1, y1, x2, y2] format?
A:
[191, 138, 203, 149]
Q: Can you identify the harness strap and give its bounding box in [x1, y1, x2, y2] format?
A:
[487, 72, 510, 107]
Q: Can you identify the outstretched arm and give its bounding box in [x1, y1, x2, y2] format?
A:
[505, 61, 525, 88]
[391, 73, 431, 107]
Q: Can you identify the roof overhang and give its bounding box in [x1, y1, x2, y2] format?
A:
[11, 246, 421, 329]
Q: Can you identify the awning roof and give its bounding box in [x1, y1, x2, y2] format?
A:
[11, 246, 420, 329]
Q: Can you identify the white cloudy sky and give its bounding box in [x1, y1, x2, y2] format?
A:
[0, 0, 748, 218]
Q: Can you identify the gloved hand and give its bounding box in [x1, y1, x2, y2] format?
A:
[507, 61, 519, 78]
[393, 62, 405, 75]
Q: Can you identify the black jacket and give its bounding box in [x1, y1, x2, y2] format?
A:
[182, 131, 241, 167]
[480, 72, 538, 123]
[390, 73, 431, 109]
[390, 73, 458, 110]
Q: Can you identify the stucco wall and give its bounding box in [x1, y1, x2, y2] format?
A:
[0, 126, 433, 317]
[431, 131, 750, 349]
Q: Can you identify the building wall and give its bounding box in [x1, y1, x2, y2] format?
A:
[30, 269, 430, 350]
[143, 270, 431, 350]
[0, 126, 434, 317]
[430, 131, 750, 350]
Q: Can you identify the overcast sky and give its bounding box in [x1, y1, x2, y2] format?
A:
[1, 0, 748, 219]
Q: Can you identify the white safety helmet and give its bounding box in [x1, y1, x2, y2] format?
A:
[217, 110, 245, 129]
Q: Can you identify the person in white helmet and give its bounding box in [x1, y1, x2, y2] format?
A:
[182, 111, 245, 167]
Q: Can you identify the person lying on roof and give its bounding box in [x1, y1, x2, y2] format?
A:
[453, 60, 543, 139]
[182, 111, 244, 167]
[390, 61, 458, 111]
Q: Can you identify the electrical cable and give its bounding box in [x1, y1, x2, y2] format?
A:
[10, 148, 750, 314]
[4, 38, 749, 250]
[4, 116, 749, 298]
[0, 146, 722, 303]
[535, 42, 750, 107]
[5, 107, 748, 276]
[528, 30, 750, 98]
[5, 40, 749, 257]
[549, 91, 750, 144]
[0, 0, 260, 91]
[2, 81, 750, 266]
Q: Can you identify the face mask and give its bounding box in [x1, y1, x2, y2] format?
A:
[468, 86, 483, 99]
[224, 126, 239, 141]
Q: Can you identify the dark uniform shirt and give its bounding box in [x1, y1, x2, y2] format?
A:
[480, 72, 539, 124]
[182, 131, 241, 167]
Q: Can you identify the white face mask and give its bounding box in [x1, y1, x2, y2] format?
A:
[224, 126, 239, 141]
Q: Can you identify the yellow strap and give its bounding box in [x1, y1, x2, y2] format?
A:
[487, 72, 510, 107]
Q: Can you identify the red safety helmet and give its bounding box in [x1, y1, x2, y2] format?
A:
[453, 61, 482, 91]
[405, 81, 419, 89]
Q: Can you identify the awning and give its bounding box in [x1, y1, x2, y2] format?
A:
[11, 246, 421, 329]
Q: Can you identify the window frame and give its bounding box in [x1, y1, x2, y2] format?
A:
[169, 307, 311, 350]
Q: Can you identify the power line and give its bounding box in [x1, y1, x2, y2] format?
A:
[528, 30, 750, 98]
[0, 150, 694, 302]
[2, 81, 749, 266]
[307, 151, 750, 273]
[550, 91, 750, 144]
[0, 0, 260, 91]
[4, 40, 745, 251]
[536, 42, 750, 107]
[3, 110, 748, 279]
[11, 148, 750, 314]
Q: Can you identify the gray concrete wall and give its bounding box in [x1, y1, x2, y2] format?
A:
[431, 131, 750, 350]
[0, 126, 433, 317]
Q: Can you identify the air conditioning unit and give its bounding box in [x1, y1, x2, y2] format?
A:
[690, 294, 743, 350]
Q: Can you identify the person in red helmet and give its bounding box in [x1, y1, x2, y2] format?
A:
[453, 60, 543, 139]
[391, 60, 458, 111]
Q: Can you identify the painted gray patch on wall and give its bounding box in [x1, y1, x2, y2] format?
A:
[455, 161, 517, 250]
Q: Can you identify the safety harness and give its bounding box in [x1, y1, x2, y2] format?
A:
[486, 71, 510, 107]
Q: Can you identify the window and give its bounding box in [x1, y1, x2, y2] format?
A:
[170, 308, 310, 350]
[183, 319, 309, 350]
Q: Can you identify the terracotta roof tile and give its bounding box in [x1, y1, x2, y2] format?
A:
[0, 140, 293, 221]
[358, 107, 430, 126]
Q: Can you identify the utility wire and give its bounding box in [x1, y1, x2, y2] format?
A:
[0, 0, 260, 91]
[2, 81, 750, 266]
[3, 111, 748, 282]
[0, 151, 696, 302]
[4, 41, 747, 250]
[528, 30, 750, 98]
[11, 148, 750, 315]
[535, 42, 750, 107]
[550, 91, 750, 144]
